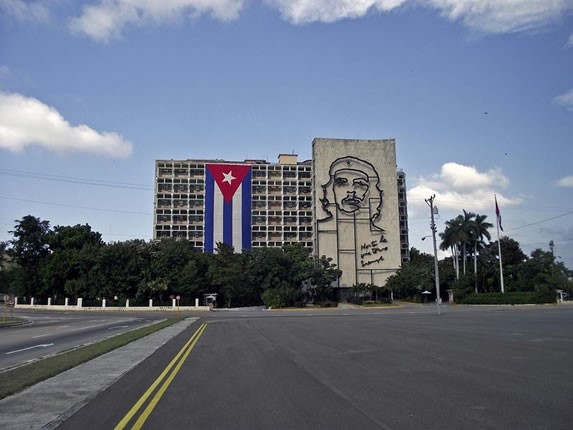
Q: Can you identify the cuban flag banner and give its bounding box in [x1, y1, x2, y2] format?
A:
[204, 163, 252, 253]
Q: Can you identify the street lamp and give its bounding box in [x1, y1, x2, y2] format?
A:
[424, 195, 441, 315]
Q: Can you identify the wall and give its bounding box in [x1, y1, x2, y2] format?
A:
[312, 138, 402, 289]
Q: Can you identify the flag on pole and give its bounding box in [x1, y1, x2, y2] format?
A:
[495, 195, 504, 231]
[204, 163, 252, 253]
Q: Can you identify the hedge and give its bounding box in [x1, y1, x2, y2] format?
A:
[459, 291, 556, 305]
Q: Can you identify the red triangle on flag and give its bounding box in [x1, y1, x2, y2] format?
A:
[206, 164, 251, 203]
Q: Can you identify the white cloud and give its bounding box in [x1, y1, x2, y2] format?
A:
[407, 162, 518, 212]
[556, 175, 573, 187]
[568, 32, 573, 46]
[0, 0, 50, 21]
[554, 88, 573, 111]
[0, 91, 133, 158]
[428, 0, 573, 34]
[4, 0, 570, 41]
[265, 0, 407, 24]
[406, 163, 520, 252]
[440, 162, 508, 191]
[265, 0, 573, 33]
[69, 0, 244, 42]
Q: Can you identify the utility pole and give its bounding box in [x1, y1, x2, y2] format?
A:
[425, 195, 441, 315]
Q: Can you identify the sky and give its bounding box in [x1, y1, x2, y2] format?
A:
[1, 0, 572, 269]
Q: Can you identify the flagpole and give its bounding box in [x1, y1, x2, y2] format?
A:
[495, 195, 505, 293]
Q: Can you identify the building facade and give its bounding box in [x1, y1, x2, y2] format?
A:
[154, 154, 314, 250]
[313, 138, 406, 288]
[153, 138, 409, 287]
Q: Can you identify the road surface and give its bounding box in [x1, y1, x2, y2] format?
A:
[57, 305, 573, 430]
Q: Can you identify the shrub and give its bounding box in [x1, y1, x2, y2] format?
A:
[317, 300, 338, 308]
[459, 291, 556, 305]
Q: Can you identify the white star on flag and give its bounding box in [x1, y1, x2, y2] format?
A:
[222, 171, 236, 184]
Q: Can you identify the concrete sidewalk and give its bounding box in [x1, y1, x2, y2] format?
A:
[0, 317, 199, 430]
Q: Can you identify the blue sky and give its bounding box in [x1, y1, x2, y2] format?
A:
[1, 0, 572, 269]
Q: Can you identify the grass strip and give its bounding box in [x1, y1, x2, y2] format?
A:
[0, 317, 185, 400]
[360, 303, 398, 308]
[0, 317, 27, 327]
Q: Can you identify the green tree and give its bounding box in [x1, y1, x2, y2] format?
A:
[477, 237, 527, 293]
[150, 238, 196, 294]
[250, 248, 285, 305]
[308, 255, 341, 303]
[42, 224, 104, 302]
[467, 213, 493, 293]
[94, 240, 151, 304]
[9, 215, 51, 298]
[512, 249, 570, 295]
[460, 210, 476, 275]
[177, 252, 212, 304]
[385, 248, 434, 300]
[206, 243, 256, 308]
[439, 215, 467, 280]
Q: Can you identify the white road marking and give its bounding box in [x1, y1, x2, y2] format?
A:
[6, 343, 54, 355]
[108, 325, 129, 330]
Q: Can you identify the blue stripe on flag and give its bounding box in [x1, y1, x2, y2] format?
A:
[223, 198, 233, 247]
[204, 169, 214, 253]
[242, 170, 252, 250]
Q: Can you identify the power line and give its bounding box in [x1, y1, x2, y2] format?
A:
[505, 211, 573, 232]
[0, 168, 153, 191]
[0, 196, 152, 216]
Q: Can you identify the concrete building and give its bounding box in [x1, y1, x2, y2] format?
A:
[154, 154, 313, 250]
[153, 138, 409, 287]
[313, 138, 406, 289]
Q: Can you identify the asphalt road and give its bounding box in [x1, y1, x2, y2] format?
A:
[0, 310, 166, 370]
[58, 305, 573, 430]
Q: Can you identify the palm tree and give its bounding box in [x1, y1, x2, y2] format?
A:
[440, 215, 468, 280]
[468, 214, 493, 293]
[460, 210, 476, 275]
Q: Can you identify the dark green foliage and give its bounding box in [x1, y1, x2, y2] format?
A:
[8, 215, 51, 297]
[2, 214, 571, 307]
[459, 291, 556, 305]
[385, 249, 435, 301]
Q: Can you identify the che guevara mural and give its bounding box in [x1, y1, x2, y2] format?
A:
[312, 138, 402, 290]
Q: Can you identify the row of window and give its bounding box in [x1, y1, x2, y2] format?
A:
[253, 226, 313, 231]
[252, 201, 312, 209]
[155, 225, 203, 231]
[156, 209, 203, 215]
[156, 193, 203, 200]
[252, 216, 312, 224]
[157, 184, 205, 192]
[252, 195, 312, 201]
[157, 168, 204, 177]
[157, 162, 204, 169]
[155, 222, 313, 230]
[252, 171, 311, 178]
[252, 186, 311, 194]
[252, 180, 310, 186]
[157, 178, 204, 184]
[252, 165, 311, 171]
[154, 230, 313, 242]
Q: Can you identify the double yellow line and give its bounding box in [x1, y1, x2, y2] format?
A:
[115, 322, 208, 430]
